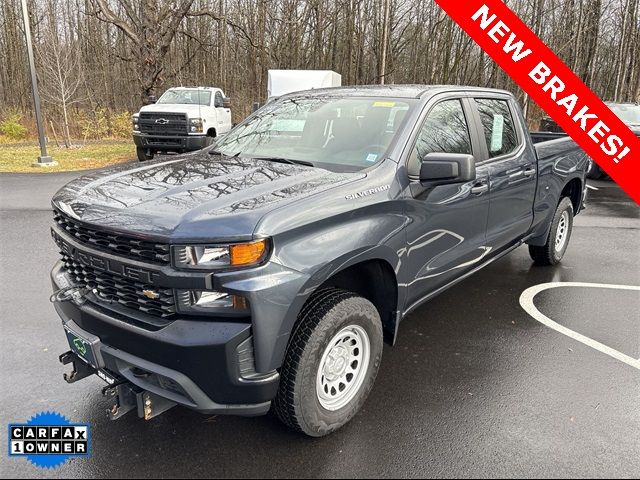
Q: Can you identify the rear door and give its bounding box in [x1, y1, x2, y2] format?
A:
[403, 96, 491, 309]
[470, 97, 537, 250]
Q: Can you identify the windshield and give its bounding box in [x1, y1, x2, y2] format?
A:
[213, 96, 415, 171]
[157, 89, 211, 106]
[608, 104, 640, 125]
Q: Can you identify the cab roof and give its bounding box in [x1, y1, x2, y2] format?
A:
[277, 84, 514, 100]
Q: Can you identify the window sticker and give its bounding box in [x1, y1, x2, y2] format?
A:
[373, 101, 396, 108]
[365, 153, 379, 163]
[491, 114, 504, 152]
[272, 119, 306, 132]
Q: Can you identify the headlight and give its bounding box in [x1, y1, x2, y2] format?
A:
[176, 290, 250, 315]
[173, 239, 268, 270]
[190, 118, 203, 133]
[132, 114, 139, 131]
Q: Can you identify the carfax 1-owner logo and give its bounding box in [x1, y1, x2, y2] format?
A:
[8, 412, 90, 469]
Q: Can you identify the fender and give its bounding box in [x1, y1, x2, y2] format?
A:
[251, 196, 409, 368]
[256, 242, 404, 373]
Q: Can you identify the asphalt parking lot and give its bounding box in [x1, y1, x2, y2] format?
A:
[1, 169, 638, 478]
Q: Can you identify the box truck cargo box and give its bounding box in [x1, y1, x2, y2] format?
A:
[267, 70, 342, 100]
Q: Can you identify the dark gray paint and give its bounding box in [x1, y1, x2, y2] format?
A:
[50, 86, 589, 375]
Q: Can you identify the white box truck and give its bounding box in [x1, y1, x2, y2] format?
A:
[267, 70, 342, 100]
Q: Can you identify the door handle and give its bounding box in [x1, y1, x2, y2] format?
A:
[523, 167, 537, 177]
[470, 182, 489, 195]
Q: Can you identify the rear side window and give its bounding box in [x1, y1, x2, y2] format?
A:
[408, 99, 472, 176]
[475, 99, 519, 158]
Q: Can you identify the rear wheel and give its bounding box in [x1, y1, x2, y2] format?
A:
[274, 288, 383, 437]
[136, 147, 153, 162]
[529, 197, 574, 265]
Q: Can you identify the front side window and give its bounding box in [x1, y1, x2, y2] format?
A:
[213, 96, 416, 171]
[157, 89, 212, 106]
[475, 98, 519, 158]
[408, 99, 472, 175]
[214, 91, 224, 107]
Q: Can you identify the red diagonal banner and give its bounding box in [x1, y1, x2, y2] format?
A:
[435, 0, 640, 204]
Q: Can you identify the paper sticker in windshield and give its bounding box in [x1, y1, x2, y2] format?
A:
[373, 101, 396, 108]
[365, 153, 378, 163]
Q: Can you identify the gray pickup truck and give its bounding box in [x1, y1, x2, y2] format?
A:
[50, 85, 588, 437]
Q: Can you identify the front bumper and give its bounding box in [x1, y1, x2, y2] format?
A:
[51, 263, 279, 416]
[133, 132, 209, 152]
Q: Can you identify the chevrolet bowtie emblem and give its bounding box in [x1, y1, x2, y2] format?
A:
[155, 118, 169, 125]
[142, 289, 160, 299]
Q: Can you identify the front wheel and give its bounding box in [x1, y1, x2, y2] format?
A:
[529, 197, 574, 265]
[274, 288, 383, 437]
[136, 147, 153, 162]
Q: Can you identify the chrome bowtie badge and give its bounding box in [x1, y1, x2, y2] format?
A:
[142, 289, 160, 299]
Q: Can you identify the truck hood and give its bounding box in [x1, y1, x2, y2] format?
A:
[52, 152, 360, 241]
[139, 103, 209, 118]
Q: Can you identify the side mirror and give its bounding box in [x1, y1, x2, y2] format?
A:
[222, 97, 231, 109]
[419, 153, 476, 185]
[147, 95, 157, 105]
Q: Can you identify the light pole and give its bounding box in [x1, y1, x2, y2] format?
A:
[20, 0, 56, 167]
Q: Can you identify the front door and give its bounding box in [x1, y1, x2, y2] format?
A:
[403, 98, 491, 310]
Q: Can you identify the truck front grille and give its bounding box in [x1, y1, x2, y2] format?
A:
[139, 112, 188, 136]
[61, 253, 177, 318]
[53, 209, 170, 265]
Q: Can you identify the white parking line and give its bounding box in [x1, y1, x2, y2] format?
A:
[519, 282, 640, 371]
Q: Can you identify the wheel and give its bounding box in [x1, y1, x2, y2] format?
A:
[529, 197, 574, 266]
[274, 288, 383, 437]
[136, 147, 153, 162]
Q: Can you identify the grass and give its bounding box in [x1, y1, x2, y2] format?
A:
[0, 142, 136, 173]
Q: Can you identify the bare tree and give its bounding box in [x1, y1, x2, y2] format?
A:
[36, 16, 85, 147]
[88, 0, 197, 102]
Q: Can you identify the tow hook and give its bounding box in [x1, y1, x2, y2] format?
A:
[103, 383, 140, 420]
[103, 383, 176, 421]
[59, 351, 95, 383]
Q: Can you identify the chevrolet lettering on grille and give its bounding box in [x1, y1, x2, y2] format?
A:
[52, 229, 160, 284]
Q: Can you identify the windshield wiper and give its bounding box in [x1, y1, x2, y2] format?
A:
[252, 157, 314, 167]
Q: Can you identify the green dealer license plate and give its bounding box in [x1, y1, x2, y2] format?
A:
[64, 325, 99, 369]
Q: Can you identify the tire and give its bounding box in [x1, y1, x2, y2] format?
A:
[136, 147, 153, 162]
[274, 288, 383, 437]
[529, 197, 574, 266]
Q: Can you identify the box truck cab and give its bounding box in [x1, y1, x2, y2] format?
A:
[132, 87, 231, 161]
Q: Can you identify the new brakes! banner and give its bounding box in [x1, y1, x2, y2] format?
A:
[435, 0, 640, 204]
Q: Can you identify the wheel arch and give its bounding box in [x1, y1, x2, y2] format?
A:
[270, 248, 403, 372]
[316, 258, 400, 345]
[561, 177, 583, 214]
[527, 174, 583, 247]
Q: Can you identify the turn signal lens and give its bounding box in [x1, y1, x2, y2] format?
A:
[230, 239, 267, 266]
[173, 239, 269, 270]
